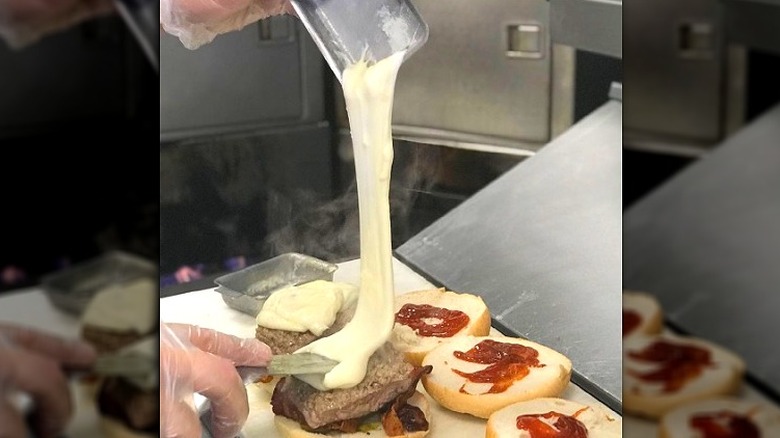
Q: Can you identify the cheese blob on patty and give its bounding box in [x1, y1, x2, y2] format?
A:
[256, 280, 358, 336]
[82, 278, 156, 333]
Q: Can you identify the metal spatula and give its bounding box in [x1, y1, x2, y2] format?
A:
[266, 352, 339, 376]
[290, 0, 429, 83]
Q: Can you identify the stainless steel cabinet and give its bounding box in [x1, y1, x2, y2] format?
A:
[160, 17, 326, 141]
[389, 0, 572, 153]
[624, 0, 728, 149]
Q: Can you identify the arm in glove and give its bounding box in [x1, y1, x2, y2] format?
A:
[160, 322, 273, 438]
[0, 323, 97, 438]
[0, 0, 114, 49]
[161, 0, 293, 49]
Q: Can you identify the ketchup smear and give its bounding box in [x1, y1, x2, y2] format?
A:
[627, 339, 713, 393]
[623, 309, 641, 337]
[690, 411, 760, 438]
[395, 303, 469, 337]
[452, 339, 544, 394]
[516, 409, 589, 438]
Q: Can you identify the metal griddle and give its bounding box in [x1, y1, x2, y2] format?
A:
[396, 98, 623, 413]
[623, 102, 780, 401]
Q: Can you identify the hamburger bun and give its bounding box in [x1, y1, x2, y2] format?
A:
[391, 288, 491, 366]
[659, 397, 780, 438]
[486, 397, 621, 438]
[624, 333, 746, 419]
[273, 390, 431, 438]
[421, 335, 572, 419]
[623, 290, 663, 338]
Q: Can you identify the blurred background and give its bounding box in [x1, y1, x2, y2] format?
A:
[622, 0, 780, 433]
[0, 5, 158, 293]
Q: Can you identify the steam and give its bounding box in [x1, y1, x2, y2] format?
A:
[263, 140, 441, 263]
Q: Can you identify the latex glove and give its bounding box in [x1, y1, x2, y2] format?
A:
[0, 323, 97, 438]
[0, 0, 114, 49]
[161, 0, 293, 50]
[160, 322, 273, 438]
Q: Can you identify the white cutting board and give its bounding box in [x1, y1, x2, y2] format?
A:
[160, 257, 621, 437]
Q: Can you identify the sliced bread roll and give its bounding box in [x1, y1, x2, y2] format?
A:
[273, 390, 431, 438]
[659, 397, 780, 438]
[623, 333, 746, 419]
[421, 335, 572, 419]
[486, 398, 621, 438]
[622, 290, 663, 338]
[391, 288, 491, 366]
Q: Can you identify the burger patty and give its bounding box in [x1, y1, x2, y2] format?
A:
[271, 343, 432, 431]
[98, 377, 159, 432]
[256, 304, 356, 354]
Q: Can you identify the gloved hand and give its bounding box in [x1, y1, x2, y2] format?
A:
[160, 322, 273, 438]
[0, 0, 114, 49]
[161, 0, 293, 50]
[0, 323, 97, 438]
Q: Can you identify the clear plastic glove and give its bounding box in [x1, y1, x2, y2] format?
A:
[161, 0, 293, 50]
[0, 0, 114, 49]
[0, 323, 97, 438]
[160, 322, 273, 438]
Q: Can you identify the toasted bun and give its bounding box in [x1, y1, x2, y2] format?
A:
[421, 335, 572, 419]
[391, 288, 491, 366]
[273, 390, 431, 438]
[659, 397, 780, 438]
[624, 333, 746, 419]
[486, 398, 621, 438]
[622, 290, 663, 338]
[99, 417, 154, 438]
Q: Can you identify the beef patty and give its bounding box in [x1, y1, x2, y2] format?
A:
[256, 304, 356, 354]
[271, 343, 432, 432]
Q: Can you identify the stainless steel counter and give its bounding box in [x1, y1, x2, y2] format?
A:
[396, 99, 623, 412]
[623, 103, 780, 400]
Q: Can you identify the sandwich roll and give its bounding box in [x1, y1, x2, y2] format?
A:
[421, 335, 572, 419]
[659, 397, 780, 438]
[623, 290, 663, 338]
[273, 390, 431, 438]
[623, 333, 746, 419]
[391, 288, 491, 366]
[486, 398, 621, 438]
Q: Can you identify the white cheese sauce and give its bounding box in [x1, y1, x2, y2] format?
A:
[295, 51, 406, 389]
[256, 280, 358, 336]
[81, 278, 156, 333]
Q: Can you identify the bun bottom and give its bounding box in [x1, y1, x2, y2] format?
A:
[100, 416, 154, 438]
[273, 391, 431, 438]
[624, 373, 743, 420]
[485, 398, 621, 438]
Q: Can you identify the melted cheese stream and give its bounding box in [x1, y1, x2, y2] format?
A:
[295, 51, 406, 389]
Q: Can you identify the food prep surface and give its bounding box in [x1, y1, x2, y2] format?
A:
[160, 257, 621, 437]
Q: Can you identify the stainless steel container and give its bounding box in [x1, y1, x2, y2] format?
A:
[214, 253, 338, 316]
[41, 251, 157, 316]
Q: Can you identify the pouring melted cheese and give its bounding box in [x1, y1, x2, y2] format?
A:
[294, 51, 406, 389]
